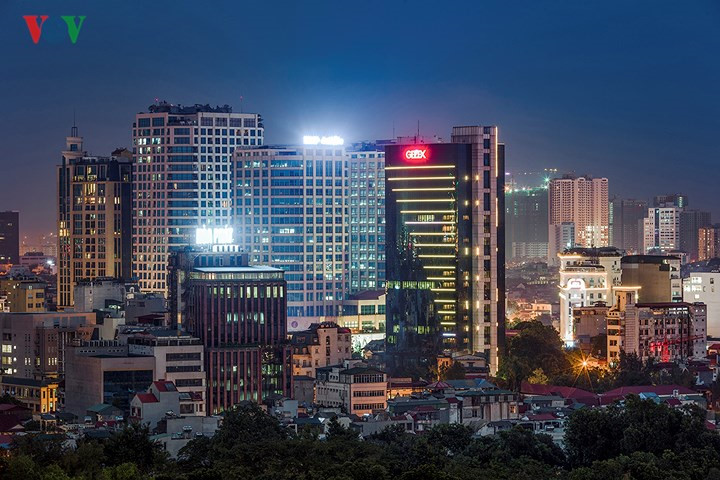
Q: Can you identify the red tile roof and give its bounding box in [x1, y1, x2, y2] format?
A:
[602, 385, 695, 397]
[136, 393, 159, 403]
[525, 413, 557, 421]
[520, 382, 599, 403]
[153, 381, 177, 392]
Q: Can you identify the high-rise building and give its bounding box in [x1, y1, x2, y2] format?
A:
[643, 206, 682, 254]
[346, 144, 386, 293]
[505, 186, 548, 260]
[609, 198, 647, 254]
[132, 102, 264, 294]
[548, 175, 609, 266]
[653, 194, 688, 208]
[231, 144, 348, 328]
[557, 247, 622, 345]
[57, 128, 133, 309]
[384, 126, 505, 374]
[698, 225, 720, 261]
[680, 209, 711, 262]
[0, 211, 19, 264]
[168, 244, 291, 414]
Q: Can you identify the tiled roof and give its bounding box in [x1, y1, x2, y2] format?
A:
[136, 393, 159, 403]
[153, 381, 177, 392]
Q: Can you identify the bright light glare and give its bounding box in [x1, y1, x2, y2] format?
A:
[303, 135, 344, 146]
[196, 227, 233, 245]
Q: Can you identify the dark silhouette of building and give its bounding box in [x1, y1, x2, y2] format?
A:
[0, 211, 19, 264]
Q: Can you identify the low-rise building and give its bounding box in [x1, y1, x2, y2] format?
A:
[315, 361, 388, 416]
[126, 328, 205, 415]
[0, 377, 58, 414]
[624, 302, 707, 363]
[130, 380, 201, 430]
[683, 270, 720, 338]
[64, 343, 155, 417]
[0, 311, 96, 379]
[0, 275, 47, 312]
[291, 322, 352, 378]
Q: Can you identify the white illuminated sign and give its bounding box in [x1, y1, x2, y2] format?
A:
[195, 227, 234, 245]
[303, 135, 344, 146]
[404, 148, 428, 160]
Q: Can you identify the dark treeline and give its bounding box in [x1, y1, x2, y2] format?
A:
[2, 396, 720, 480]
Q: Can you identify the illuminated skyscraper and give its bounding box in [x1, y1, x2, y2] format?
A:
[231, 144, 348, 331]
[57, 128, 132, 309]
[548, 175, 609, 266]
[132, 102, 263, 294]
[384, 126, 505, 374]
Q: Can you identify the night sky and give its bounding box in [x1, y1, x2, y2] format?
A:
[1, 0, 719, 239]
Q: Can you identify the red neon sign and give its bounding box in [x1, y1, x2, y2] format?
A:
[404, 148, 428, 163]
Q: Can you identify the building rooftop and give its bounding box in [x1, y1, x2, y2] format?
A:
[193, 266, 282, 273]
[348, 290, 385, 301]
[146, 102, 234, 115]
[560, 247, 623, 257]
[0, 377, 58, 388]
[622, 255, 680, 264]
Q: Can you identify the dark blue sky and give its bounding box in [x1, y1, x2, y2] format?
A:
[1, 0, 719, 238]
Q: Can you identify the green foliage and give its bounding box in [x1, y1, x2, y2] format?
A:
[498, 321, 571, 389]
[5, 399, 720, 479]
[438, 361, 467, 381]
[565, 395, 717, 468]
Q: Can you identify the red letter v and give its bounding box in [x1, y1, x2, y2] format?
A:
[23, 15, 49, 44]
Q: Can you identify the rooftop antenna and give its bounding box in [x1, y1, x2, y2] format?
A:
[417, 120, 420, 141]
[239, 95, 243, 113]
[71, 109, 78, 137]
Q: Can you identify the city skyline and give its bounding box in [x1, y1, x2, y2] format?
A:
[2, 0, 720, 237]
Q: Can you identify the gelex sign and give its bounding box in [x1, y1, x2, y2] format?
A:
[23, 16, 86, 44]
[404, 147, 429, 163]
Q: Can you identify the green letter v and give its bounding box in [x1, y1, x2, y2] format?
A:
[61, 16, 86, 44]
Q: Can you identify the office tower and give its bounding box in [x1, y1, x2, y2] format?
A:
[505, 186, 548, 260]
[0, 211, 20, 264]
[643, 207, 682, 254]
[168, 244, 291, 414]
[653, 194, 688, 208]
[609, 198, 647, 253]
[680, 210, 711, 262]
[621, 255, 682, 303]
[698, 225, 720, 261]
[57, 128, 133, 309]
[346, 144, 386, 292]
[132, 102, 263, 294]
[232, 144, 347, 329]
[557, 247, 622, 345]
[384, 125, 505, 374]
[548, 175, 609, 266]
